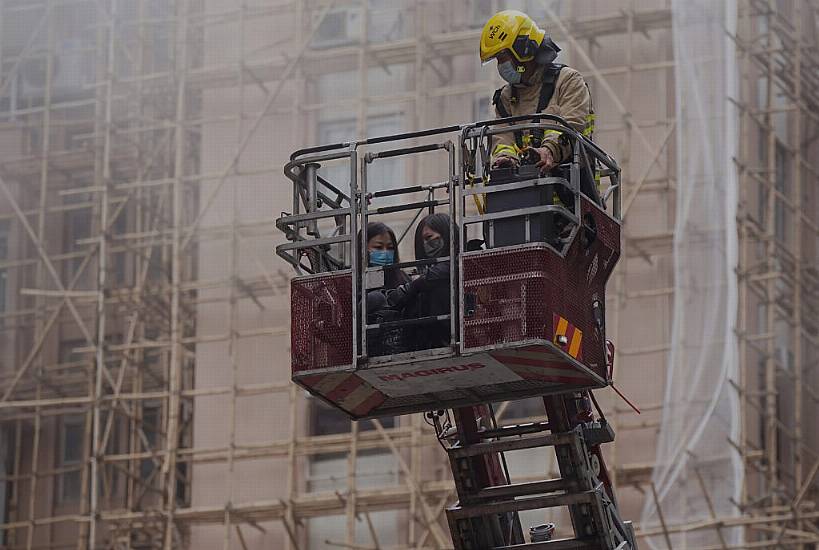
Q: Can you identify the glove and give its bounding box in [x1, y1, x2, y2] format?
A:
[491, 155, 520, 169]
[532, 147, 556, 173]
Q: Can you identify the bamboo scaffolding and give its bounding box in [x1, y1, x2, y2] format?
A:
[0, 0, 816, 548]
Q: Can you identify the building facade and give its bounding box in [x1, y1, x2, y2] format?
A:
[0, 0, 816, 548]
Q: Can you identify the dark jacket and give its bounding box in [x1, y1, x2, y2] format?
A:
[363, 266, 410, 358]
[387, 261, 452, 350]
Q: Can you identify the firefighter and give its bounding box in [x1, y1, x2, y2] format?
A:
[480, 10, 594, 173]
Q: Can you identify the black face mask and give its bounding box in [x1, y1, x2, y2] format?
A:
[423, 237, 444, 258]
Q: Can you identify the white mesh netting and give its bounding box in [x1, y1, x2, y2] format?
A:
[640, 1, 743, 547]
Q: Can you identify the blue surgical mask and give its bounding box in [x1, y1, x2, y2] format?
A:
[498, 60, 523, 85]
[369, 249, 395, 266]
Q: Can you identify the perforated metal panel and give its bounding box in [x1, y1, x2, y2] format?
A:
[291, 272, 354, 372]
[463, 196, 620, 381]
[290, 196, 620, 418]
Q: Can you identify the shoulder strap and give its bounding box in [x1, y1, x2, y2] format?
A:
[492, 86, 524, 149]
[492, 88, 510, 118]
[536, 63, 565, 113]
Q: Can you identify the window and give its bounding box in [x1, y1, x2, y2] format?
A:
[57, 339, 88, 376]
[315, 64, 410, 104]
[58, 339, 86, 367]
[99, 411, 120, 498]
[147, 246, 164, 282]
[111, 208, 128, 285]
[58, 415, 84, 503]
[310, 398, 353, 437]
[307, 398, 399, 549]
[312, 7, 362, 49]
[0, 220, 8, 313]
[9, 2, 96, 107]
[140, 403, 160, 483]
[316, 118, 357, 193]
[0, 269, 5, 315]
[363, 114, 406, 196]
[0, 425, 12, 545]
[316, 113, 405, 198]
[474, 95, 491, 123]
[368, 0, 405, 44]
[308, 397, 395, 438]
[774, 142, 790, 243]
[0, 220, 8, 259]
[307, 509, 399, 549]
[63, 193, 92, 279]
[469, 0, 497, 29]
[142, 328, 162, 368]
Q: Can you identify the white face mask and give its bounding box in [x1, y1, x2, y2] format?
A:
[497, 60, 522, 85]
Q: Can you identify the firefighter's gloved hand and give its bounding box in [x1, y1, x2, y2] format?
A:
[491, 155, 520, 169]
[532, 147, 556, 173]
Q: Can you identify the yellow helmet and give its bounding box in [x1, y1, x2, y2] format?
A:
[479, 10, 547, 64]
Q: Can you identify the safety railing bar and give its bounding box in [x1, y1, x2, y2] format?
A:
[349, 149, 360, 369]
[364, 255, 448, 273]
[289, 141, 356, 162]
[447, 137, 457, 349]
[464, 116, 619, 172]
[467, 113, 573, 130]
[366, 314, 451, 331]
[370, 181, 449, 198]
[364, 125, 461, 145]
[273, 250, 336, 275]
[374, 199, 449, 216]
[464, 121, 577, 140]
[277, 207, 353, 225]
[284, 151, 355, 178]
[365, 142, 449, 162]
[461, 176, 571, 197]
[275, 234, 352, 252]
[289, 124, 461, 161]
[462, 205, 578, 226]
[468, 125, 616, 173]
[371, 185, 426, 198]
[469, 125, 618, 173]
[601, 184, 620, 204]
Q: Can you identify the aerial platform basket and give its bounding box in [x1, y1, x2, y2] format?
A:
[278, 115, 622, 419]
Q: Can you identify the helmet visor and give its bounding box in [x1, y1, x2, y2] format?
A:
[511, 35, 538, 62]
[481, 49, 513, 66]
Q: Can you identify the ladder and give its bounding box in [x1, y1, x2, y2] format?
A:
[433, 392, 638, 549]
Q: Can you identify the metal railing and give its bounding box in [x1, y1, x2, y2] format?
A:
[277, 116, 621, 369]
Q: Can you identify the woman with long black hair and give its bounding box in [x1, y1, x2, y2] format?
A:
[387, 213, 456, 350]
[360, 221, 410, 357]
[362, 221, 409, 289]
